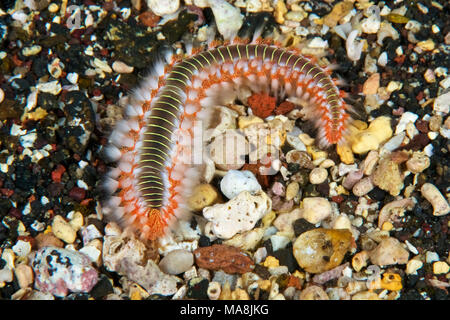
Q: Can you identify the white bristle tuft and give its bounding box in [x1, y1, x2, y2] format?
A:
[102, 177, 119, 193]
[104, 145, 122, 162]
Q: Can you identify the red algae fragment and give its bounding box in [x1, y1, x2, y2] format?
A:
[247, 93, 276, 118]
[275, 101, 295, 115]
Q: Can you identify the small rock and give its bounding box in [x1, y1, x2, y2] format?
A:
[285, 150, 314, 169]
[351, 116, 393, 154]
[112, 61, 134, 74]
[33, 247, 99, 297]
[52, 215, 77, 244]
[186, 277, 209, 299]
[207, 281, 221, 300]
[421, 183, 450, 216]
[79, 244, 102, 267]
[203, 190, 271, 239]
[103, 233, 177, 295]
[395, 112, 419, 135]
[293, 228, 352, 274]
[273, 208, 303, 234]
[208, 131, 248, 170]
[159, 249, 194, 275]
[406, 152, 430, 173]
[14, 264, 34, 288]
[362, 73, 380, 95]
[223, 228, 265, 251]
[208, 0, 244, 40]
[371, 157, 404, 196]
[68, 211, 84, 232]
[188, 184, 220, 211]
[194, 244, 254, 274]
[346, 30, 363, 62]
[368, 237, 409, 266]
[220, 170, 261, 199]
[352, 177, 374, 196]
[342, 170, 363, 190]
[12, 239, 32, 257]
[377, 198, 415, 229]
[433, 261, 450, 274]
[35, 233, 64, 249]
[0, 268, 13, 283]
[433, 92, 450, 114]
[309, 167, 328, 184]
[405, 259, 423, 275]
[298, 285, 329, 300]
[81, 224, 103, 244]
[416, 39, 435, 51]
[322, 0, 353, 28]
[301, 197, 332, 224]
[238, 115, 264, 129]
[352, 290, 380, 300]
[285, 182, 299, 201]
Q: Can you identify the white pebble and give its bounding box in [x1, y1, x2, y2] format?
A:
[346, 30, 363, 61]
[203, 190, 271, 239]
[146, 0, 180, 16]
[301, 197, 331, 224]
[433, 92, 450, 114]
[159, 249, 194, 275]
[421, 183, 450, 216]
[425, 251, 439, 263]
[112, 61, 134, 74]
[208, 0, 243, 40]
[0, 88, 4, 104]
[309, 167, 328, 184]
[220, 170, 261, 199]
[377, 52, 388, 67]
[36, 80, 62, 95]
[395, 111, 419, 135]
[12, 240, 32, 257]
[66, 72, 79, 84]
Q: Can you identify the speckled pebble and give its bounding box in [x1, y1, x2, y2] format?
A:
[33, 247, 99, 297]
[203, 190, 271, 239]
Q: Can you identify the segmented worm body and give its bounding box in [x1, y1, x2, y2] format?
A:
[103, 43, 351, 240]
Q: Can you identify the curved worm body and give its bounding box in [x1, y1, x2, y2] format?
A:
[103, 43, 351, 240]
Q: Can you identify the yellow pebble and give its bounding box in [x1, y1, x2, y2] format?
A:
[298, 133, 315, 146]
[219, 282, 232, 300]
[381, 273, 403, 291]
[231, 288, 250, 300]
[274, 0, 288, 24]
[262, 210, 276, 228]
[381, 221, 394, 231]
[417, 39, 435, 51]
[351, 116, 393, 154]
[292, 270, 305, 279]
[336, 185, 349, 195]
[187, 184, 219, 211]
[352, 120, 368, 131]
[238, 115, 264, 129]
[44, 225, 52, 234]
[306, 145, 328, 160]
[337, 143, 355, 164]
[129, 284, 149, 300]
[433, 261, 450, 274]
[258, 280, 272, 291]
[263, 256, 280, 268]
